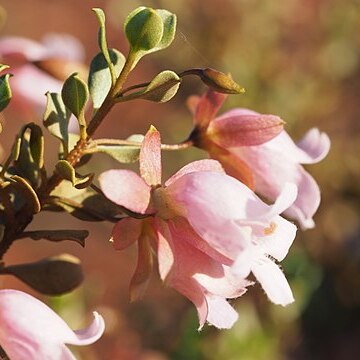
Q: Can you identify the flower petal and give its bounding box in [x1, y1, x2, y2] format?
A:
[193, 89, 227, 129]
[229, 140, 321, 228]
[252, 257, 294, 306]
[296, 128, 331, 164]
[99, 169, 151, 214]
[165, 159, 224, 187]
[70, 312, 105, 345]
[207, 141, 255, 189]
[140, 127, 162, 186]
[260, 216, 297, 261]
[205, 295, 239, 329]
[0, 290, 104, 359]
[283, 168, 321, 229]
[129, 234, 154, 302]
[111, 218, 142, 250]
[167, 171, 253, 259]
[154, 220, 175, 280]
[209, 111, 284, 147]
[0, 36, 47, 62]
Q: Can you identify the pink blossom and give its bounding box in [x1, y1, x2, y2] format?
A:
[189, 90, 330, 229]
[0, 34, 85, 117]
[0, 289, 105, 360]
[99, 127, 297, 329]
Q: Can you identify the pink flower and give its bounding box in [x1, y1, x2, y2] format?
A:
[0, 289, 105, 360]
[0, 34, 85, 117]
[99, 127, 297, 329]
[188, 90, 330, 229]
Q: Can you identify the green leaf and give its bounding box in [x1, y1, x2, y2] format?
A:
[49, 180, 122, 222]
[92, 8, 116, 85]
[61, 73, 89, 119]
[2, 254, 84, 295]
[142, 70, 180, 102]
[88, 49, 125, 109]
[10, 175, 41, 214]
[55, 160, 93, 189]
[153, 10, 177, 52]
[125, 7, 164, 52]
[22, 229, 88, 247]
[0, 73, 12, 112]
[13, 124, 45, 188]
[94, 134, 144, 163]
[43, 92, 71, 152]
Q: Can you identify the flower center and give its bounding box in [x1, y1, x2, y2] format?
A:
[263, 222, 277, 236]
[151, 186, 180, 220]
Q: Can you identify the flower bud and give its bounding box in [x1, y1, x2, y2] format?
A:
[125, 7, 164, 52]
[200, 68, 245, 94]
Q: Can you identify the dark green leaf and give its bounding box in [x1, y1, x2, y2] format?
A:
[22, 229, 88, 247]
[2, 254, 84, 295]
[10, 175, 41, 214]
[13, 125, 44, 189]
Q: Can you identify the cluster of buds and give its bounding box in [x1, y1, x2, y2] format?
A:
[0, 5, 329, 359]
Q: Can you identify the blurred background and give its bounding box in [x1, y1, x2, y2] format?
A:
[1, 0, 360, 359]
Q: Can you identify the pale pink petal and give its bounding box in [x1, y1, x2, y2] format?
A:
[194, 270, 250, 299]
[0, 36, 47, 62]
[205, 295, 238, 329]
[252, 257, 294, 306]
[111, 218, 142, 250]
[157, 219, 248, 329]
[70, 312, 105, 345]
[259, 216, 297, 261]
[208, 111, 284, 147]
[208, 142, 255, 189]
[172, 278, 209, 330]
[42, 33, 85, 61]
[166, 171, 253, 259]
[247, 182, 298, 220]
[170, 217, 232, 265]
[154, 219, 175, 280]
[10, 65, 63, 109]
[194, 89, 227, 129]
[297, 128, 331, 164]
[231, 247, 254, 279]
[248, 129, 330, 165]
[129, 234, 153, 302]
[165, 159, 224, 187]
[99, 169, 152, 214]
[0, 290, 104, 359]
[140, 127, 162, 186]
[230, 144, 320, 228]
[283, 168, 321, 229]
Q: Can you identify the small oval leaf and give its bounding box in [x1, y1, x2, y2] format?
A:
[43, 92, 70, 151]
[89, 49, 125, 109]
[3, 254, 84, 295]
[61, 73, 89, 119]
